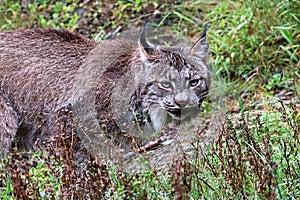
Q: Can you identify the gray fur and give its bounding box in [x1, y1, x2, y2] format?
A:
[0, 28, 210, 156]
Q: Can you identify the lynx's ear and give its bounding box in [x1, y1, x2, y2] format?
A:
[138, 22, 156, 62]
[188, 25, 209, 61]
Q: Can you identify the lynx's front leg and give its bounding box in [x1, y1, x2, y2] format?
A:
[0, 94, 19, 156]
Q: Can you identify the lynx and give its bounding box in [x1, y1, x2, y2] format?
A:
[0, 26, 210, 157]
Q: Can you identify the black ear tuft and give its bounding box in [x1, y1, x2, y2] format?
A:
[188, 25, 209, 59]
[140, 21, 150, 49]
[138, 21, 157, 61]
[201, 24, 207, 39]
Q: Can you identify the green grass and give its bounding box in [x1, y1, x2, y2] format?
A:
[0, 153, 63, 199]
[0, 0, 80, 30]
[0, 0, 299, 199]
[195, 99, 300, 199]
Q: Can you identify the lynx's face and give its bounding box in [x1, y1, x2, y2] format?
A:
[151, 64, 207, 121]
[111, 27, 210, 133]
[129, 28, 210, 132]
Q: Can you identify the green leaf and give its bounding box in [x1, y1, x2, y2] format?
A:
[172, 10, 195, 24]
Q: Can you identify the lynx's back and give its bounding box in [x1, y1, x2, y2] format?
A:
[0, 29, 97, 112]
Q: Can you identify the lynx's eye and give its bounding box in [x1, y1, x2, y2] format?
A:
[189, 79, 201, 87]
[159, 82, 173, 89]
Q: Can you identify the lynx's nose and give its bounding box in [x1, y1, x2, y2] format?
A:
[174, 93, 189, 108]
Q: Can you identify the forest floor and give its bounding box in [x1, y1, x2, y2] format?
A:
[0, 0, 299, 199]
